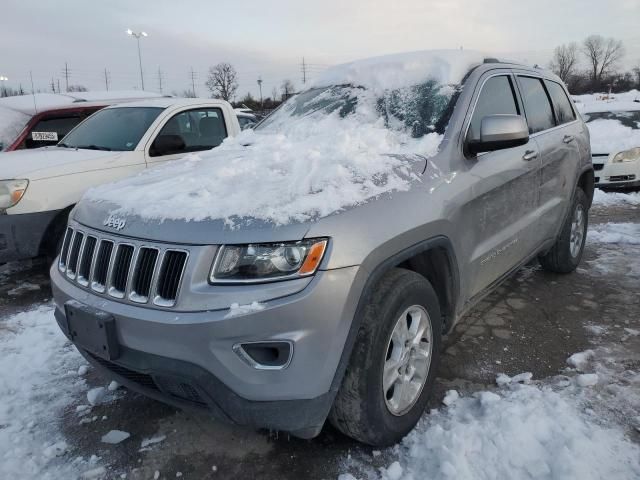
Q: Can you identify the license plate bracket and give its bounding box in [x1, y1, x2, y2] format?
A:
[65, 300, 120, 361]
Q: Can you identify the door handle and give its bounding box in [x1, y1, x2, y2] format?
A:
[563, 135, 574, 144]
[523, 150, 538, 161]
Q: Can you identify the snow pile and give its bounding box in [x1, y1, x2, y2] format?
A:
[0, 305, 87, 478]
[367, 383, 640, 480]
[313, 50, 485, 92]
[585, 116, 640, 154]
[592, 189, 640, 207]
[574, 89, 640, 113]
[588, 222, 640, 245]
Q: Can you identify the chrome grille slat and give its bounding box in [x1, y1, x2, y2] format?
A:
[59, 224, 188, 309]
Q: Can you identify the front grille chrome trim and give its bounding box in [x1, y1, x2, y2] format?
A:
[60, 224, 189, 309]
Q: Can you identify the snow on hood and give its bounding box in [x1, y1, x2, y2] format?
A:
[585, 115, 640, 154]
[85, 52, 478, 226]
[313, 49, 485, 92]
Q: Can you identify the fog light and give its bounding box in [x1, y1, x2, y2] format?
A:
[233, 341, 293, 370]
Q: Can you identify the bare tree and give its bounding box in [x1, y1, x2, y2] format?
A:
[549, 43, 578, 83]
[281, 79, 295, 100]
[67, 84, 88, 92]
[582, 35, 625, 87]
[205, 63, 238, 101]
[271, 86, 278, 102]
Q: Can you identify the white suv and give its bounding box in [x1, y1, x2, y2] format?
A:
[0, 98, 240, 263]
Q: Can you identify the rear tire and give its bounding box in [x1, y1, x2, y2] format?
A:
[329, 268, 442, 446]
[539, 188, 589, 273]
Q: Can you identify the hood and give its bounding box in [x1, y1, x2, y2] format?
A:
[0, 147, 123, 180]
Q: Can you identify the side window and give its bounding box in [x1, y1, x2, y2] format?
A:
[151, 108, 227, 157]
[517, 77, 555, 134]
[22, 114, 82, 149]
[468, 75, 519, 142]
[544, 80, 576, 125]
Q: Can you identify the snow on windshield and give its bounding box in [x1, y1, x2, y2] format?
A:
[86, 51, 484, 226]
[0, 107, 29, 150]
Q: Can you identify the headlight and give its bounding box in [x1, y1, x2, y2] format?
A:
[210, 238, 328, 283]
[0, 179, 29, 209]
[612, 147, 640, 163]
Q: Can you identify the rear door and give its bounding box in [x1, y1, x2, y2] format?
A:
[515, 75, 580, 243]
[460, 72, 542, 299]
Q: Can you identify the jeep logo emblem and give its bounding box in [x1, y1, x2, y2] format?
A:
[103, 214, 126, 231]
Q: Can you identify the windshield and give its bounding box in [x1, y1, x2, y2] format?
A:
[59, 106, 163, 151]
[583, 110, 640, 129]
[257, 80, 458, 137]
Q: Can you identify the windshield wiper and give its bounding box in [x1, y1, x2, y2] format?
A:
[57, 142, 71, 148]
[75, 144, 112, 151]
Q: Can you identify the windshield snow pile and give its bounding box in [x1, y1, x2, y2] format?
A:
[85, 51, 484, 226]
[0, 107, 29, 150]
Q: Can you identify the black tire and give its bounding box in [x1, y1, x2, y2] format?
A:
[44, 214, 69, 265]
[539, 188, 589, 273]
[329, 268, 442, 446]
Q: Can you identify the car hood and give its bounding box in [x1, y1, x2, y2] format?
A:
[0, 147, 125, 180]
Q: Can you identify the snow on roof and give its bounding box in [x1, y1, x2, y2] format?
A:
[312, 49, 486, 91]
[0, 91, 163, 115]
[103, 97, 226, 109]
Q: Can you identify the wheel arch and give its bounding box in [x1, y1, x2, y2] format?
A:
[38, 204, 74, 257]
[329, 235, 460, 394]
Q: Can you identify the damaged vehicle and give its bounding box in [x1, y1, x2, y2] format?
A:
[50, 50, 593, 446]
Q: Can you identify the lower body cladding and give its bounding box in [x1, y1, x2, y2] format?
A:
[593, 160, 640, 190]
[0, 209, 60, 263]
[50, 264, 364, 438]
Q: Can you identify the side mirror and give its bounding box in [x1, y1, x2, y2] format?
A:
[150, 134, 186, 157]
[468, 114, 529, 155]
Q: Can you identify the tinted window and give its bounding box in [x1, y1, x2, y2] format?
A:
[468, 76, 518, 142]
[238, 115, 256, 130]
[60, 107, 163, 151]
[545, 80, 575, 124]
[518, 77, 555, 133]
[23, 115, 82, 149]
[151, 108, 227, 157]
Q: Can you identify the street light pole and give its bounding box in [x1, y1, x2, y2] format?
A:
[127, 29, 148, 90]
[257, 77, 263, 110]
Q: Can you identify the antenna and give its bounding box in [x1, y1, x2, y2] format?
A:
[30, 71, 37, 113]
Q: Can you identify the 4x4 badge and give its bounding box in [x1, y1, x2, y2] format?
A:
[103, 214, 126, 231]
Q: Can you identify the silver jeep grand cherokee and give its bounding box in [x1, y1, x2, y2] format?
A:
[50, 51, 593, 446]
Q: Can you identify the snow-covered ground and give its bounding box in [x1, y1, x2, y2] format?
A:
[0, 191, 639, 480]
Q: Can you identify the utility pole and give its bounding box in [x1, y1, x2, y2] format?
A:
[126, 29, 148, 90]
[62, 62, 70, 92]
[257, 77, 263, 110]
[189, 67, 197, 97]
[157, 67, 164, 94]
[50, 77, 56, 93]
[301, 57, 307, 84]
[104, 68, 110, 91]
[57, 79, 61, 94]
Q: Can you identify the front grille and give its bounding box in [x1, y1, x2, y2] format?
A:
[59, 227, 188, 308]
[155, 251, 188, 306]
[608, 174, 636, 182]
[87, 352, 159, 391]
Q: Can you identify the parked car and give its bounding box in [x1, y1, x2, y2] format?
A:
[0, 97, 240, 264]
[50, 51, 593, 445]
[0, 91, 163, 152]
[581, 101, 640, 190]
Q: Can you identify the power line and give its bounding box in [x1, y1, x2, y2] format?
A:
[62, 62, 70, 92]
[157, 67, 164, 93]
[189, 67, 198, 97]
[104, 68, 111, 91]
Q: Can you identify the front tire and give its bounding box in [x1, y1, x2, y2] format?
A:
[539, 188, 589, 273]
[329, 268, 442, 446]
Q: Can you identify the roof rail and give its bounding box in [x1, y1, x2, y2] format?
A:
[483, 58, 501, 64]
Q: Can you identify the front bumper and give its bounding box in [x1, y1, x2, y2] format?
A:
[0, 209, 60, 263]
[51, 262, 365, 435]
[593, 158, 640, 190]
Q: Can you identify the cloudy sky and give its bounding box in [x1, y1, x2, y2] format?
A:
[2, 0, 639, 99]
